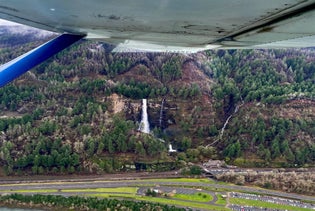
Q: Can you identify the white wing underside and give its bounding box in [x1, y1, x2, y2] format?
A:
[1, 0, 315, 52]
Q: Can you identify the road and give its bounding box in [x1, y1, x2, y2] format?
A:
[0, 176, 314, 211]
[0, 179, 314, 202]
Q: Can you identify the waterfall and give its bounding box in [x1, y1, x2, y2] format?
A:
[219, 100, 244, 139]
[139, 99, 150, 134]
[207, 99, 244, 147]
[159, 99, 165, 128]
[169, 144, 176, 152]
[219, 115, 233, 139]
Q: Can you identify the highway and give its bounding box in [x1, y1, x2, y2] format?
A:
[0, 179, 314, 202]
[0, 176, 314, 211]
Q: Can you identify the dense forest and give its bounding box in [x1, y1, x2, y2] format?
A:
[0, 26, 314, 175]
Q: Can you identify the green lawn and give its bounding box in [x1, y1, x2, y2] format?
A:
[230, 198, 313, 211]
[87, 193, 136, 199]
[62, 187, 138, 194]
[215, 194, 227, 205]
[87, 192, 228, 210]
[173, 192, 213, 202]
[144, 178, 215, 183]
[135, 196, 229, 211]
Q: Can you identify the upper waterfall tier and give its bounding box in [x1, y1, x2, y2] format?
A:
[139, 99, 150, 134]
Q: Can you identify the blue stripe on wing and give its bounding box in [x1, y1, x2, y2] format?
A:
[0, 33, 85, 87]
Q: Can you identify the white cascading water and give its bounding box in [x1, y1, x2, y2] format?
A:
[207, 98, 244, 147]
[219, 100, 244, 139]
[169, 144, 176, 152]
[139, 99, 150, 134]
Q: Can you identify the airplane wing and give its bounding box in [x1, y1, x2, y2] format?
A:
[1, 0, 315, 86]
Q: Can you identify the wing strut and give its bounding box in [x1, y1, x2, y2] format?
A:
[0, 33, 85, 87]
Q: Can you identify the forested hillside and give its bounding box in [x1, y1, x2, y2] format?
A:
[0, 26, 314, 175]
[207, 49, 315, 167]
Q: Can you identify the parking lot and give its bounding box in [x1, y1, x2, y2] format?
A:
[230, 192, 315, 210]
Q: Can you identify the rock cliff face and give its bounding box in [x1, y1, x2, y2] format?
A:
[145, 99, 176, 130]
[107, 96, 179, 131]
[108, 93, 142, 123]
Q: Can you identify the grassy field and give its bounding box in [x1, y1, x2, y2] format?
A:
[136, 196, 229, 211]
[85, 193, 227, 210]
[62, 187, 138, 194]
[230, 198, 314, 211]
[173, 192, 213, 202]
[215, 194, 227, 205]
[144, 178, 215, 183]
[87, 193, 136, 199]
